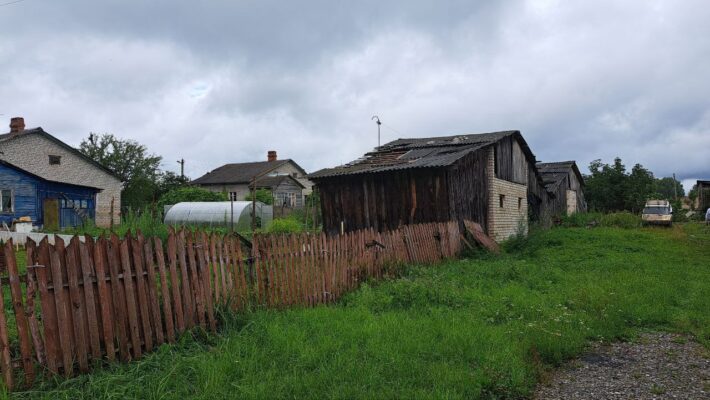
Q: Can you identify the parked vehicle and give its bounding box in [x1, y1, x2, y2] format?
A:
[641, 200, 673, 226]
[705, 208, 710, 225]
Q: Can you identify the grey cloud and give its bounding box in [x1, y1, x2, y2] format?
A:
[0, 0, 708, 184]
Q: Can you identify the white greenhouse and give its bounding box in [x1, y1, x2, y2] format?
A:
[163, 201, 273, 231]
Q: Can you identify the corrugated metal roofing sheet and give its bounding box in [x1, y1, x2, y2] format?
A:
[309, 131, 516, 179]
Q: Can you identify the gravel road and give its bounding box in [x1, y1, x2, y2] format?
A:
[534, 333, 709, 399]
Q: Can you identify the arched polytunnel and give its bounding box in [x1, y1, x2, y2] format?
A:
[163, 201, 272, 231]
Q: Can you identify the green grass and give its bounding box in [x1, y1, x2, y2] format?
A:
[7, 223, 710, 399]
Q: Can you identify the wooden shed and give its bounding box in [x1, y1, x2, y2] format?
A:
[697, 180, 710, 212]
[309, 131, 550, 242]
[537, 161, 587, 216]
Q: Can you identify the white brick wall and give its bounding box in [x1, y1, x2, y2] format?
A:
[0, 132, 122, 227]
[486, 147, 528, 242]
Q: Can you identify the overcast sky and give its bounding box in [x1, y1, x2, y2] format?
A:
[1, 0, 708, 191]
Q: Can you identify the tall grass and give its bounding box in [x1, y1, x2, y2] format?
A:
[12, 223, 710, 399]
[559, 211, 642, 228]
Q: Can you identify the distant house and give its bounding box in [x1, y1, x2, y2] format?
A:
[191, 151, 312, 206]
[249, 174, 306, 208]
[697, 180, 710, 211]
[309, 131, 551, 242]
[0, 117, 123, 229]
[537, 161, 587, 215]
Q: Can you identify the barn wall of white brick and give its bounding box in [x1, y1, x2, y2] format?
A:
[486, 147, 528, 242]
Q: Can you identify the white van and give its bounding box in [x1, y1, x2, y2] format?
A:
[641, 200, 673, 226]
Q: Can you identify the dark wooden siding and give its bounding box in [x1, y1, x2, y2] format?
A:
[317, 167, 452, 235]
[494, 136, 526, 184]
[527, 163, 549, 223]
[446, 149, 489, 231]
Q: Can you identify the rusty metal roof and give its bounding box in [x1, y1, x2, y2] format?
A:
[309, 130, 522, 179]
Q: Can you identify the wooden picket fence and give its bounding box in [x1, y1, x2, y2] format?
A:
[0, 220, 461, 390]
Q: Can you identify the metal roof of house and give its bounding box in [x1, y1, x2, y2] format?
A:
[0, 127, 122, 181]
[309, 130, 534, 179]
[536, 161, 585, 192]
[191, 159, 307, 185]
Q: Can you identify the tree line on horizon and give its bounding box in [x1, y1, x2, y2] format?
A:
[583, 157, 690, 214]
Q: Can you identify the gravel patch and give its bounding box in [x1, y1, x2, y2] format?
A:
[534, 333, 710, 399]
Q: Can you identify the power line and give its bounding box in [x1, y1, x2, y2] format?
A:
[380, 121, 404, 136]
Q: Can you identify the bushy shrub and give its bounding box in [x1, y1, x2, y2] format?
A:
[600, 212, 641, 228]
[266, 217, 303, 234]
[157, 187, 228, 211]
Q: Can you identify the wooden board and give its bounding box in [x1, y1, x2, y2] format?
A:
[464, 220, 500, 254]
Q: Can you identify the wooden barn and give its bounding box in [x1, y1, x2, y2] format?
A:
[537, 161, 587, 216]
[309, 131, 551, 242]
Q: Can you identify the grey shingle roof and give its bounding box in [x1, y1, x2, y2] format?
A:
[191, 160, 307, 185]
[309, 130, 523, 179]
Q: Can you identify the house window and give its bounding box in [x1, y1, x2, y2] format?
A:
[518, 198, 523, 210]
[229, 192, 239, 201]
[49, 155, 61, 165]
[280, 192, 297, 207]
[0, 190, 12, 213]
[499, 194, 505, 208]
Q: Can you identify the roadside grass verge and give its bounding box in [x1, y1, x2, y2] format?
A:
[8, 224, 710, 399]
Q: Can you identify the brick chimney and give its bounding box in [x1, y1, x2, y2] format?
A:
[9, 117, 25, 134]
[267, 150, 277, 162]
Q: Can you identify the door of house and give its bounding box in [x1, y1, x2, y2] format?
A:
[43, 198, 59, 231]
[566, 190, 577, 215]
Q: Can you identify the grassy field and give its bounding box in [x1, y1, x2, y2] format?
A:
[7, 223, 710, 399]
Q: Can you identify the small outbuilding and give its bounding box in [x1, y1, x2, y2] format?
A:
[310, 130, 550, 242]
[537, 161, 587, 215]
[249, 175, 306, 208]
[0, 159, 99, 230]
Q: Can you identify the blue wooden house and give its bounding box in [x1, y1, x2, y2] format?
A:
[0, 160, 99, 230]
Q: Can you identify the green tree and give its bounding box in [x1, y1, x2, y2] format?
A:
[626, 164, 656, 213]
[80, 133, 162, 211]
[158, 171, 190, 196]
[244, 189, 274, 205]
[655, 177, 684, 200]
[584, 157, 658, 213]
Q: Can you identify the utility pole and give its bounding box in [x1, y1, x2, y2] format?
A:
[177, 158, 185, 178]
[371, 115, 381, 148]
[672, 173, 678, 200]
